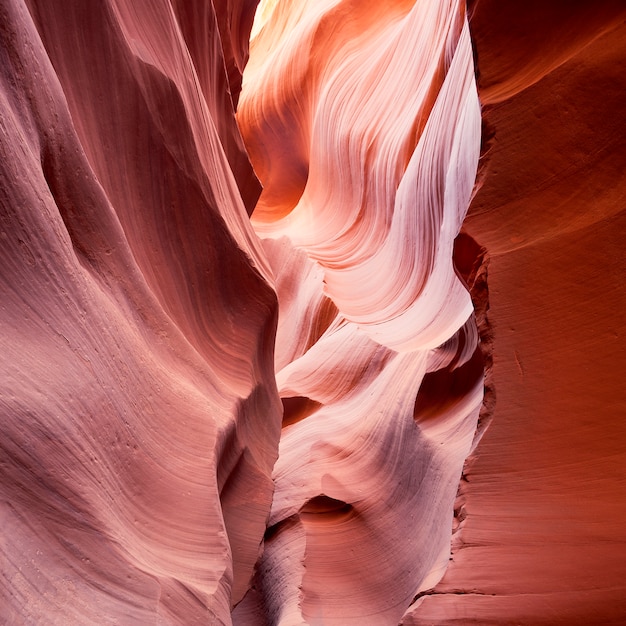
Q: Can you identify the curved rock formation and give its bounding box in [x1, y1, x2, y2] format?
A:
[1, 0, 279, 622]
[2, 0, 624, 623]
[234, 1, 485, 623]
[404, 2, 626, 623]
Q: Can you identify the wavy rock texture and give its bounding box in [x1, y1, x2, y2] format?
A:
[402, 2, 626, 624]
[0, 0, 280, 623]
[3, 0, 624, 624]
[1, 0, 487, 623]
[234, 1, 484, 624]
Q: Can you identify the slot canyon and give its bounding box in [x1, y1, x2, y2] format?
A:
[1, 0, 625, 624]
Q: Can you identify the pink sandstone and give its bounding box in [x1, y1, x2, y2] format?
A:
[1, 0, 624, 624]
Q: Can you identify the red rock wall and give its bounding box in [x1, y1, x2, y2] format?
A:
[1, 0, 624, 624]
[404, 2, 626, 623]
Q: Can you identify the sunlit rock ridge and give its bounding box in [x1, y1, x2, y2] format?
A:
[2, 0, 625, 624]
[233, 1, 484, 623]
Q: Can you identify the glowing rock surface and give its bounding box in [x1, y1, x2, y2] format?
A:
[2, 0, 625, 624]
[233, 1, 484, 623]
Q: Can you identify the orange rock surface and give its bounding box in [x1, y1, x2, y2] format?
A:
[404, 2, 626, 623]
[1, 0, 624, 624]
[234, 2, 486, 623]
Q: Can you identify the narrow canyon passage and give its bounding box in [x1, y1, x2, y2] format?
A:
[1, 0, 624, 624]
[232, 1, 487, 623]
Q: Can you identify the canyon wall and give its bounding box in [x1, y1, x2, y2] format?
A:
[233, 1, 484, 623]
[1, 0, 624, 624]
[405, 2, 626, 624]
[0, 0, 280, 622]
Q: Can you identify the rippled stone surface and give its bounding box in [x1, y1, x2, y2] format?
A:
[2, 0, 624, 624]
[233, 2, 484, 623]
[1, 1, 280, 622]
[404, 2, 626, 623]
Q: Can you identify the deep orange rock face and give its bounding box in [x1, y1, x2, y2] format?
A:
[1, 0, 624, 624]
[408, 3, 626, 624]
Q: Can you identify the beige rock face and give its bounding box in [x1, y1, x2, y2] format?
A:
[2, 0, 624, 624]
[234, 1, 486, 623]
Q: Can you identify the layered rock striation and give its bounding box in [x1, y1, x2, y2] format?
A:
[233, 1, 486, 623]
[1, 0, 279, 622]
[2, 0, 624, 624]
[405, 2, 626, 623]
